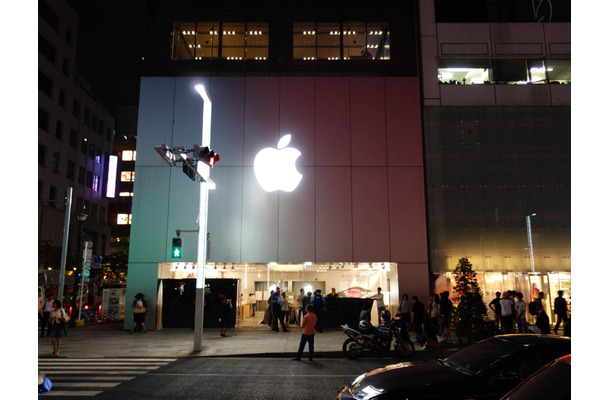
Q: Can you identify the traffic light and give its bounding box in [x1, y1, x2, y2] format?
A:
[171, 237, 183, 259]
[193, 145, 220, 167]
[182, 159, 198, 181]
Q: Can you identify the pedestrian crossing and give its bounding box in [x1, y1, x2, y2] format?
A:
[38, 357, 176, 397]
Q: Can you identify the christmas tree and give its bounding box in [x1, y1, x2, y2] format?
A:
[452, 258, 493, 343]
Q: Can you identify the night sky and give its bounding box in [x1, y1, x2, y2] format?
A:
[68, 0, 146, 105]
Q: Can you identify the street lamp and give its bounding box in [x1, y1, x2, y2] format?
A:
[526, 213, 536, 272]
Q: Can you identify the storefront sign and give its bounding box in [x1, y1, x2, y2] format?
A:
[254, 134, 302, 192]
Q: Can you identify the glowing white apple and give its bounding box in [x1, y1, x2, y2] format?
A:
[254, 134, 302, 192]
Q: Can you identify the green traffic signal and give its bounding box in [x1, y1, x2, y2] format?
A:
[171, 237, 183, 259]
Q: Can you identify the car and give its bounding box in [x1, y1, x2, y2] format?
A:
[336, 334, 571, 400]
[500, 354, 571, 400]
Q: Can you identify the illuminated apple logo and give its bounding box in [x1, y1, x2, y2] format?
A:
[254, 134, 302, 192]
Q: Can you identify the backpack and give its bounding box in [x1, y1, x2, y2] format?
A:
[528, 301, 538, 315]
[313, 294, 324, 308]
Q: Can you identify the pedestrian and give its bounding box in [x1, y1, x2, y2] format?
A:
[297, 288, 305, 326]
[489, 291, 501, 329]
[368, 287, 387, 326]
[428, 294, 440, 334]
[553, 290, 568, 335]
[130, 293, 147, 333]
[310, 289, 326, 332]
[220, 295, 233, 337]
[249, 293, 256, 317]
[437, 291, 452, 342]
[411, 295, 425, 345]
[49, 300, 68, 357]
[398, 293, 411, 329]
[359, 303, 372, 323]
[327, 288, 339, 299]
[499, 291, 514, 333]
[292, 304, 318, 361]
[270, 287, 289, 332]
[281, 291, 291, 328]
[40, 293, 54, 338]
[514, 292, 527, 333]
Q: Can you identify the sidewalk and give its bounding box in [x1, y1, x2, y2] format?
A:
[38, 322, 455, 359]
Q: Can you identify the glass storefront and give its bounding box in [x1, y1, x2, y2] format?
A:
[434, 271, 571, 325]
[158, 262, 398, 328]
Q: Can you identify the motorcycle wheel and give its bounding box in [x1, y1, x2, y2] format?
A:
[394, 339, 415, 358]
[343, 338, 362, 360]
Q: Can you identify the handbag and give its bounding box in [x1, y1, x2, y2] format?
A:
[133, 306, 146, 314]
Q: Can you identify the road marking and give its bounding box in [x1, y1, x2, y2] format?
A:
[40, 390, 103, 396]
[51, 382, 121, 388]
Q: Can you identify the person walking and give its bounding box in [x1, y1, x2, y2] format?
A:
[489, 291, 501, 329]
[398, 293, 411, 329]
[296, 288, 305, 326]
[499, 292, 514, 333]
[220, 295, 233, 337]
[40, 294, 54, 338]
[292, 304, 318, 361]
[310, 289, 326, 332]
[49, 300, 68, 357]
[553, 290, 568, 335]
[130, 293, 147, 333]
[514, 292, 527, 333]
[411, 295, 425, 345]
[368, 287, 386, 326]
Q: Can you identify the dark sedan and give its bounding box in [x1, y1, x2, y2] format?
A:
[336, 334, 571, 400]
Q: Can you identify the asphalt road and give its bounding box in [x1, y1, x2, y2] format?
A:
[42, 356, 400, 399]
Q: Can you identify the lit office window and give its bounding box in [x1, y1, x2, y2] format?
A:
[119, 192, 134, 197]
[121, 150, 136, 161]
[293, 22, 390, 61]
[93, 175, 100, 191]
[117, 213, 132, 225]
[120, 171, 135, 182]
[172, 21, 268, 61]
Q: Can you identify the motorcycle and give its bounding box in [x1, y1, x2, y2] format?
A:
[341, 317, 415, 359]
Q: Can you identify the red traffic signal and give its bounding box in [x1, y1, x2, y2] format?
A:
[193, 145, 220, 167]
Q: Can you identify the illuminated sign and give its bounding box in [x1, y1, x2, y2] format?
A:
[253, 134, 302, 192]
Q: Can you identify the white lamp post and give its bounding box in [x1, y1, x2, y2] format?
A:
[526, 213, 536, 272]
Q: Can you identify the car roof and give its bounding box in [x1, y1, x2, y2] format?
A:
[493, 334, 571, 347]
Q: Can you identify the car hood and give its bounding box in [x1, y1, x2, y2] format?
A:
[349, 360, 467, 397]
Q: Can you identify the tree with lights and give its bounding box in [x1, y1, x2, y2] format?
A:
[452, 257, 494, 343]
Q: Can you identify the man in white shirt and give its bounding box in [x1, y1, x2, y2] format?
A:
[40, 294, 54, 337]
[368, 287, 386, 326]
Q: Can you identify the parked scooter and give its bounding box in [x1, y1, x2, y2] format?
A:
[341, 312, 415, 359]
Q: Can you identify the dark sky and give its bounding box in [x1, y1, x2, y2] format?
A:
[68, 0, 146, 105]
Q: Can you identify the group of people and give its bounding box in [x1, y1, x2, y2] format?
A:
[267, 286, 333, 333]
[396, 291, 453, 348]
[39, 293, 70, 357]
[489, 290, 569, 335]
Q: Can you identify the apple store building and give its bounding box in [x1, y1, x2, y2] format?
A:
[125, 76, 428, 330]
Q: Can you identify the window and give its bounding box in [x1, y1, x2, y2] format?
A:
[98, 120, 105, 136]
[91, 203, 98, 221]
[51, 152, 60, 173]
[172, 21, 268, 60]
[81, 138, 88, 155]
[86, 170, 93, 188]
[100, 207, 106, 223]
[65, 28, 72, 46]
[69, 130, 78, 148]
[106, 127, 112, 142]
[39, 35, 56, 64]
[438, 58, 571, 85]
[58, 89, 66, 108]
[67, 160, 75, 180]
[62, 57, 70, 76]
[91, 114, 98, 132]
[95, 147, 102, 164]
[49, 186, 57, 208]
[39, 1, 59, 31]
[121, 150, 136, 161]
[93, 174, 100, 191]
[39, 144, 46, 166]
[39, 71, 53, 97]
[293, 22, 390, 61]
[73, 99, 81, 120]
[78, 167, 85, 184]
[119, 192, 134, 197]
[89, 142, 96, 158]
[117, 213, 132, 225]
[55, 120, 63, 140]
[84, 108, 91, 127]
[39, 108, 50, 132]
[121, 171, 135, 182]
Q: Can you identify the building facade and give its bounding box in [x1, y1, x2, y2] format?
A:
[419, 0, 571, 319]
[38, 0, 114, 300]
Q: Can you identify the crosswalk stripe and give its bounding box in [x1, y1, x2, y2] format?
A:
[38, 358, 177, 362]
[51, 382, 122, 388]
[40, 365, 161, 370]
[44, 370, 149, 375]
[39, 362, 170, 366]
[50, 376, 135, 381]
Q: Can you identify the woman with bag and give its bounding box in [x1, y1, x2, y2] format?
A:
[130, 293, 147, 333]
[49, 300, 68, 356]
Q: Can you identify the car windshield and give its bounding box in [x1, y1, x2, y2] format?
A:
[443, 338, 521, 376]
